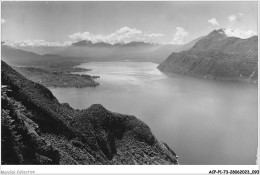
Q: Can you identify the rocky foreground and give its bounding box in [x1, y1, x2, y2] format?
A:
[1, 60, 178, 165]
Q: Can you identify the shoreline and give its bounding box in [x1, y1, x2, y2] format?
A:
[158, 68, 258, 85]
[13, 62, 100, 88]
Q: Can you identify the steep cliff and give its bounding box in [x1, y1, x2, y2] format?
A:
[158, 29, 258, 83]
[1, 60, 178, 165]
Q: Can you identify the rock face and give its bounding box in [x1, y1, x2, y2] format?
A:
[1, 60, 178, 165]
[158, 29, 258, 83]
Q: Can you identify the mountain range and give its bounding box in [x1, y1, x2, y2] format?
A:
[158, 29, 258, 83]
[2, 38, 200, 64]
[1, 45, 88, 67]
[1, 28, 258, 83]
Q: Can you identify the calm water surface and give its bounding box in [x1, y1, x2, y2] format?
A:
[50, 62, 258, 165]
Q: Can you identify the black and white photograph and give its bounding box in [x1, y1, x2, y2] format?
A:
[1, 0, 259, 174]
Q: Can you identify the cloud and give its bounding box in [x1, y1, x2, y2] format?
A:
[2, 40, 73, 47]
[208, 18, 219, 26]
[228, 15, 237, 22]
[3, 27, 164, 47]
[1, 18, 6, 24]
[170, 27, 188, 45]
[228, 13, 243, 23]
[223, 28, 257, 39]
[68, 26, 164, 44]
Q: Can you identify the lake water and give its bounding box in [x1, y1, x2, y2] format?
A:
[50, 61, 258, 165]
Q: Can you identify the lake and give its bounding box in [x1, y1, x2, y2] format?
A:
[50, 61, 258, 165]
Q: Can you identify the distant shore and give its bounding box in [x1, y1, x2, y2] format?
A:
[14, 62, 100, 88]
[158, 68, 258, 84]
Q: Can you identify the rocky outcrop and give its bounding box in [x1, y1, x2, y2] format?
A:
[158, 29, 258, 83]
[1, 60, 178, 165]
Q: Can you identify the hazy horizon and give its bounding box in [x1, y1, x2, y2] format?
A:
[1, 1, 258, 47]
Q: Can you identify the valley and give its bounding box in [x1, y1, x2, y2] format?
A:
[1, 1, 258, 170]
[1, 28, 258, 165]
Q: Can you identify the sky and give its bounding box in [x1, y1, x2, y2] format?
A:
[1, 1, 258, 46]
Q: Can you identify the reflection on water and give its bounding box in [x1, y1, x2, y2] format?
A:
[50, 62, 258, 165]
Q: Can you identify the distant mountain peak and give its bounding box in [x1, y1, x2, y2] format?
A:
[208, 28, 257, 40]
[207, 28, 227, 39]
[158, 28, 258, 83]
[72, 40, 93, 46]
[71, 40, 158, 47]
[217, 28, 226, 34]
[122, 41, 157, 47]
